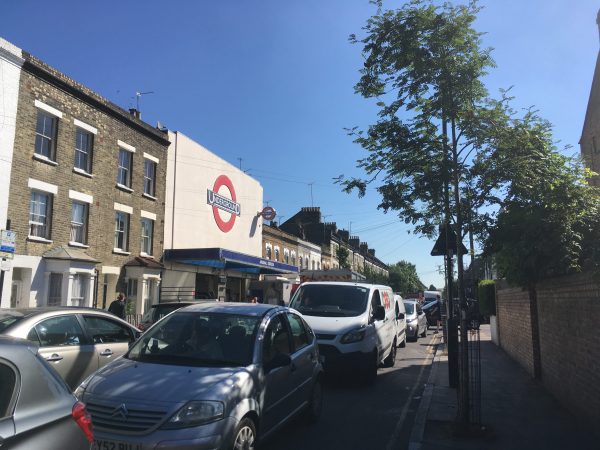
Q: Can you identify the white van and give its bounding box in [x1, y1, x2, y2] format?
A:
[289, 282, 397, 383]
[393, 294, 407, 348]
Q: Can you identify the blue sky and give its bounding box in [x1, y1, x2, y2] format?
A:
[3, 0, 599, 289]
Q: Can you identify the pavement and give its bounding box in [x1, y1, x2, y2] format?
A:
[408, 324, 598, 450]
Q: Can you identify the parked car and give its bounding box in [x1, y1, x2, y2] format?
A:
[138, 301, 212, 331]
[422, 298, 441, 326]
[403, 300, 428, 341]
[76, 302, 323, 450]
[289, 282, 397, 383]
[0, 307, 141, 390]
[393, 294, 407, 348]
[0, 335, 93, 449]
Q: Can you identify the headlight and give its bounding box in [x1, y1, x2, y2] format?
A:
[340, 328, 366, 344]
[74, 373, 95, 400]
[162, 401, 224, 429]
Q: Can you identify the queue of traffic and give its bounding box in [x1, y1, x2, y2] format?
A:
[0, 281, 436, 450]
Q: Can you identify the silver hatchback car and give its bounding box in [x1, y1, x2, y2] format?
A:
[77, 302, 323, 450]
[0, 307, 141, 390]
[0, 336, 93, 449]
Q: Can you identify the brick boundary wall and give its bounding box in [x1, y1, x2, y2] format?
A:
[497, 272, 600, 425]
[496, 287, 534, 376]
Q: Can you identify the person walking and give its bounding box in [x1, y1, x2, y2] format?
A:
[108, 292, 127, 319]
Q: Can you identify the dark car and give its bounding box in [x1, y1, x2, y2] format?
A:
[422, 299, 441, 326]
[0, 307, 141, 390]
[77, 303, 323, 450]
[0, 336, 93, 449]
[138, 301, 216, 331]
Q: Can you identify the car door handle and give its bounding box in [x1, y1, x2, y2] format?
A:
[100, 349, 114, 357]
[45, 353, 63, 362]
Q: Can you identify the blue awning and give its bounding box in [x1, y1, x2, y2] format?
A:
[163, 248, 299, 275]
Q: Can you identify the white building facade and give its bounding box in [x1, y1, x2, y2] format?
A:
[163, 131, 296, 302]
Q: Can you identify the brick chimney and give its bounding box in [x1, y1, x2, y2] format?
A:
[129, 108, 141, 120]
[368, 249, 376, 257]
[349, 236, 360, 248]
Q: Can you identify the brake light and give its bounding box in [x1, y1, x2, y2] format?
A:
[72, 401, 94, 443]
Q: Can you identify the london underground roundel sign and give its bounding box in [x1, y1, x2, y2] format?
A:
[207, 175, 241, 233]
[261, 206, 276, 221]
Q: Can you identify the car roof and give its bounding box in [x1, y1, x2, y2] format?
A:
[403, 299, 419, 304]
[0, 307, 107, 317]
[299, 281, 391, 289]
[174, 301, 282, 317]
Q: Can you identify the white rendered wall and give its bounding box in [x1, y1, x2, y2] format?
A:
[0, 39, 24, 306]
[165, 131, 263, 256]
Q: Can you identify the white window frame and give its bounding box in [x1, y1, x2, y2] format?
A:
[29, 190, 52, 241]
[71, 273, 88, 307]
[143, 158, 157, 198]
[117, 147, 133, 189]
[114, 211, 130, 253]
[140, 217, 154, 256]
[74, 125, 94, 174]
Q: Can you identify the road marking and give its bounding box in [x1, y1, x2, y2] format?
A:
[385, 333, 440, 450]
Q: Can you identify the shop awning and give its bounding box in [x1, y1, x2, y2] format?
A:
[163, 248, 299, 275]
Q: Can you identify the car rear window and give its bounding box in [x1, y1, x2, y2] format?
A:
[0, 362, 16, 418]
[154, 304, 189, 321]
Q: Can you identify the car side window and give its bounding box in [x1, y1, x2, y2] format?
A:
[33, 316, 86, 347]
[83, 315, 134, 343]
[286, 313, 310, 352]
[0, 362, 17, 419]
[262, 315, 291, 366]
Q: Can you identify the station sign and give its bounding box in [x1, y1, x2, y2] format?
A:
[207, 175, 241, 233]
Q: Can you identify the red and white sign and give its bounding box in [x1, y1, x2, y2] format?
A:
[261, 206, 276, 221]
[207, 175, 241, 233]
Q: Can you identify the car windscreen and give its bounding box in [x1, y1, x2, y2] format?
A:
[0, 314, 25, 333]
[127, 311, 260, 367]
[289, 284, 369, 317]
[153, 304, 189, 322]
[403, 303, 415, 315]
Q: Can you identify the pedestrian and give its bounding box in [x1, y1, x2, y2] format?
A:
[108, 292, 126, 320]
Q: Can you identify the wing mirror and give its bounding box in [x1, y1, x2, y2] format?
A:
[373, 305, 386, 321]
[397, 312, 405, 320]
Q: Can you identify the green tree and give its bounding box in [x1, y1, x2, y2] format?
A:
[336, 246, 351, 269]
[388, 261, 425, 294]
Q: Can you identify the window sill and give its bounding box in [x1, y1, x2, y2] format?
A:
[69, 241, 89, 248]
[28, 236, 52, 244]
[73, 168, 93, 178]
[113, 249, 131, 256]
[116, 183, 134, 193]
[142, 193, 157, 201]
[33, 154, 58, 166]
[140, 252, 154, 258]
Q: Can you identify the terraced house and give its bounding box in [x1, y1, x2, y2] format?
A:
[0, 38, 169, 314]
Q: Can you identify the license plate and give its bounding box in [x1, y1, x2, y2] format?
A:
[94, 439, 142, 450]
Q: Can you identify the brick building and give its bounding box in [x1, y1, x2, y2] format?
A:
[279, 207, 389, 278]
[262, 223, 321, 271]
[580, 10, 600, 185]
[0, 38, 170, 314]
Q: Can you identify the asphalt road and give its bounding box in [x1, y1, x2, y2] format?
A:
[261, 329, 439, 450]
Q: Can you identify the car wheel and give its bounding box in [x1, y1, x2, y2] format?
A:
[383, 340, 397, 367]
[399, 334, 406, 348]
[414, 326, 419, 339]
[304, 379, 323, 423]
[232, 417, 256, 450]
[421, 327, 427, 338]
